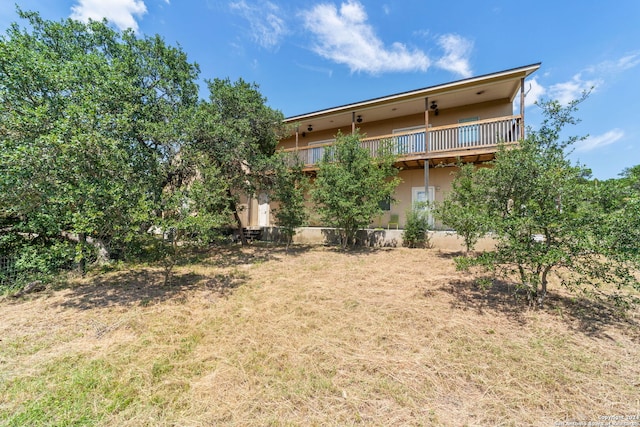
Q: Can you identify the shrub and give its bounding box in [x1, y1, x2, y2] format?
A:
[402, 205, 431, 248]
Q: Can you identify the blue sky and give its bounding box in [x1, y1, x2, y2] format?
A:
[1, 0, 639, 179]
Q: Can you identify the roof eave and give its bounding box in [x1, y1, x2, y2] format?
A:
[284, 62, 541, 123]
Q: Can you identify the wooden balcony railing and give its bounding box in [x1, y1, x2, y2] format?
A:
[284, 115, 521, 167]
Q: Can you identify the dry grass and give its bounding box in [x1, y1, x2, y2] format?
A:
[1, 245, 639, 426]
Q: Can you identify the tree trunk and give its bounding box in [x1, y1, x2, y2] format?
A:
[228, 190, 247, 246]
[78, 232, 87, 277]
[61, 231, 111, 265]
[539, 265, 551, 307]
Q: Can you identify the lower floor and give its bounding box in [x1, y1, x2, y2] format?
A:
[240, 164, 468, 230]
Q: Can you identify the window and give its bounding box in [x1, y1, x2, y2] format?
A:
[458, 117, 479, 145]
[378, 196, 391, 211]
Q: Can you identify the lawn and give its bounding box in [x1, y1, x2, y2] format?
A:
[1, 245, 638, 426]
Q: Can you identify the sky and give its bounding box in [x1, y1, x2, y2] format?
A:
[1, 0, 639, 179]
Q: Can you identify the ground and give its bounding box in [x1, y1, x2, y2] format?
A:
[1, 245, 639, 426]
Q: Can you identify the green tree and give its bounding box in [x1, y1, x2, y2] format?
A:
[592, 165, 640, 282]
[453, 96, 639, 307]
[156, 151, 233, 284]
[0, 10, 199, 278]
[189, 78, 285, 245]
[311, 131, 400, 248]
[433, 162, 489, 253]
[270, 154, 309, 250]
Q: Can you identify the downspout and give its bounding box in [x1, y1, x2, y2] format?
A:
[520, 77, 525, 140]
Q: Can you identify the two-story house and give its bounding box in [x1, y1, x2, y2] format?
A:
[241, 63, 540, 232]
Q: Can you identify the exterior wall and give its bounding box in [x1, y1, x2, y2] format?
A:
[237, 193, 260, 228]
[371, 166, 458, 229]
[357, 99, 511, 140]
[264, 166, 459, 229]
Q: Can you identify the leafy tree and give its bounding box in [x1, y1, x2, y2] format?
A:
[311, 131, 400, 248]
[452, 96, 639, 307]
[189, 78, 285, 245]
[592, 165, 640, 277]
[433, 162, 489, 253]
[0, 10, 199, 277]
[157, 152, 232, 284]
[270, 154, 309, 250]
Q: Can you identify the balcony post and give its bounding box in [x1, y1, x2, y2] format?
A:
[520, 77, 525, 140]
[352, 111, 356, 134]
[424, 98, 430, 154]
[424, 98, 430, 201]
[295, 126, 299, 149]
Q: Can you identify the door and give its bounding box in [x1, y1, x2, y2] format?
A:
[258, 193, 270, 227]
[412, 186, 435, 227]
[393, 126, 426, 154]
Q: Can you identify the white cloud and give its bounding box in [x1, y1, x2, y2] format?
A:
[435, 34, 473, 78]
[513, 76, 546, 113]
[615, 53, 640, 71]
[528, 53, 638, 107]
[230, 0, 287, 50]
[295, 61, 334, 77]
[575, 129, 624, 152]
[524, 76, 546, 107]
[301, 0, 429, 74]
[70, 0, 147, 32]
[547, 73, 601, 105]
[588, 52, 640, 74]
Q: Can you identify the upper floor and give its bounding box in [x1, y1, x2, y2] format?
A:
[279, 63, 541, 170]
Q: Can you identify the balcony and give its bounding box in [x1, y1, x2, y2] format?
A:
[284, 115, 522, 169]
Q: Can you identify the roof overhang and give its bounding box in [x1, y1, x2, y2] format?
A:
[284, 63, 541, 133]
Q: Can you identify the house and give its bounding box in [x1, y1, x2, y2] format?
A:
[241, 63, 541, 231]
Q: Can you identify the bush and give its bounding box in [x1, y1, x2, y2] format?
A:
[402, 205, 431, 248]
[0, 234, 76, 292]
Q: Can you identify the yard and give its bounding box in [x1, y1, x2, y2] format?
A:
[1, 245, 638, 426]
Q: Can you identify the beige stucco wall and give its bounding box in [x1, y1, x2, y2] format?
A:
[369, 166, 458, 229]
[261, 165, 460, 229]
[236, 192, 263, 228]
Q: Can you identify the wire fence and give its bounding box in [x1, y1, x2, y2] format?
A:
[0, 255, 19, 289]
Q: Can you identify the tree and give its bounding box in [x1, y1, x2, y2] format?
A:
[0, 10, 199, 278]
[157, 152, 232, 284]
[433, 162, 489, 253]
[452, 96, 639, 307]
[188, 78, 285, 245]
[311, 131, 400, 248]
[592, 165, 640, 284]
[270, 154, 309, 250]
